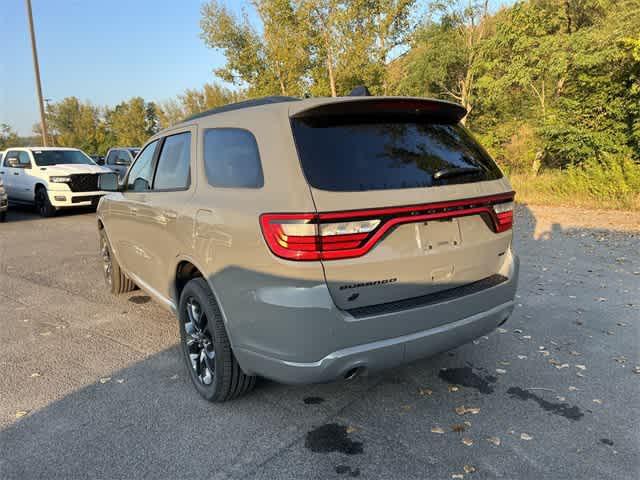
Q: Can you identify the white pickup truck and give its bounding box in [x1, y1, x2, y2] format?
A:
[0, 147, 111, 217]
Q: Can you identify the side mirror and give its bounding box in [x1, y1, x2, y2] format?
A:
[115, 158, 130, 166]
[98, 172, 119, 192]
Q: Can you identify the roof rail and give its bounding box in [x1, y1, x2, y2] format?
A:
[181, 96, 299, 122]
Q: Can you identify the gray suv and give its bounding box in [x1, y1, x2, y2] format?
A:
[97, 95, 519, 401]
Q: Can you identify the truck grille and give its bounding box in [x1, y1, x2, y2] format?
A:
[68, 174, 99, 192]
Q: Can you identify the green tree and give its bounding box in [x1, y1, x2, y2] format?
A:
[0, 124, 20, 150]
[105, 97, 159, 147]
[45, 97, 109, 154]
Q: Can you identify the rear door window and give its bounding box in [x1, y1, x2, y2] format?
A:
[204, 129, 263, 188]
[291, 118, 502, 191]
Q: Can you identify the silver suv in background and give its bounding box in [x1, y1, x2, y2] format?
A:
[0, 151, 7, 222]
[97, 95, 519, 402]
[104, 147, 140, 180]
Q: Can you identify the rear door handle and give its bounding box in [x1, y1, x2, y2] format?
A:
[13, 172, 20, 176]
[163, 211, 177, 220]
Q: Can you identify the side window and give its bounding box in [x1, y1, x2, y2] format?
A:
[153, 132, 191, 190]
[117, 150, 131, 165]
[17, 152, 31, 167]
[126, 141, 158, 191]
[106, 151, 118, 165]
[204, 129, 264, 188]
[2, 151, 18, 166]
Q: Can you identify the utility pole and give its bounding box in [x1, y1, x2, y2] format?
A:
[25, 0, 48, 146]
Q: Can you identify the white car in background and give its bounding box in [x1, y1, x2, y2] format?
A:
[0, 151, 7, 222]
[0, 147, 111, 217]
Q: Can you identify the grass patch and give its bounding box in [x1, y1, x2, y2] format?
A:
[508, 155, 640, 211]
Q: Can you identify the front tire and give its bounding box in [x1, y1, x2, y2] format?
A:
[99, 229, 136, 294]
[178, 278, 256, 402]
[35, 186, 56, 218]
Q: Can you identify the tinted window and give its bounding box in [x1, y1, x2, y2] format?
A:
[32, 149, 94, 166]
[204, 129, 263, 188]
[127, 141, 158, 191]
[106, 151, 118, 165]
[154, 132, 191, 190]
[291, 118, 502, 191]
[116, 150, 131, 164]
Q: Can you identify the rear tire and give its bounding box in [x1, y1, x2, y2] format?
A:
[99, 229, 136, 294]
[35, 186, 56, 218]
[178, 278, 256, 402]
[0, 212, 6, 223]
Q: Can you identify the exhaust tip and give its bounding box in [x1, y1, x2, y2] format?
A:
[344, 367, 365, 381]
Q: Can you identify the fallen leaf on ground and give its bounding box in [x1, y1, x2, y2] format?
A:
[448, 385, 459, 392]
[401, 405, 413, 411]
[431, 426, 445, 434]
[116, 379, 125, 384]
[30, 372, 41, 378]
[569, 351, 581, 356]
[522, 335, 532, 340]
[517, 355, 528, 360]
[593, 399, 602, 405]
[633, 366, 640, 374]
[464, 465, 477, 474]
[555, 363, 570, 369]
[575, 365, 586, 370]
[452, 474, 464, 479]
[486, 436, 501, 446]
[346, 425, 357, 434]
[455, 406, 481, 415]
[499, 361, 511, 366]
[419, 388, 433, 396]
[462, 437, 473, 446]
[15, 410, 29, 418]
[520, 433, 533, 441]
[99, 377, 111, 384]
[513, 329, 523, 334]
[451, 424, 466, 433]
[497, 328, 508, 334]
[496, 368, 507, 374]
[557, 396, 566, 401]
[568, 386, 578, 391]
[170, 374, 179, 380]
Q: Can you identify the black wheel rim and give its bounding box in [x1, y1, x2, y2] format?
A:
[100, 237, 112, 287]
[184, 297, 215, 385]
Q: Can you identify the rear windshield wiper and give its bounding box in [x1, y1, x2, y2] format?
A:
[433, 166, 482, 180]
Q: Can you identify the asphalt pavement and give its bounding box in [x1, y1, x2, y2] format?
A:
[0, 204, 638, 479]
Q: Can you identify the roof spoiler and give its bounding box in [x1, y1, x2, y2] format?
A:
[290, 97, 467, 123]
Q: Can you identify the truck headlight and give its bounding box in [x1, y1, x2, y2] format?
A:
[49, 176, 71, 183]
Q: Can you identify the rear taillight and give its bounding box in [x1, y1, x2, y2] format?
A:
[260, 192, 515, 261]
[492, 201, 514, 232]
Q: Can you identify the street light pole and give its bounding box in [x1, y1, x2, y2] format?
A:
[25, 0, 48, 146]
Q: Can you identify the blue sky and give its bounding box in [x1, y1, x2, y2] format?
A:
[1, 0, 250, 135]
[2, 0, 512, 136]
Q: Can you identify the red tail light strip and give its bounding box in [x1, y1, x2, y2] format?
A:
[261, 192, 515, 261]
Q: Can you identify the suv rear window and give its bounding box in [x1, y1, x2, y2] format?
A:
[291, 117, 502, 191]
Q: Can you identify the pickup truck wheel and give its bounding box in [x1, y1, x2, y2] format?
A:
[178, 278, 256, 402]
[99, 229, 136, 294]
[0, 212, 6, 222]
[35, 186, 56, 218]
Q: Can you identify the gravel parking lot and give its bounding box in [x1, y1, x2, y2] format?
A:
[0, 204, 638, 479]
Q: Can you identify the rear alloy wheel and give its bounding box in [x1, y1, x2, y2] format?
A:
[99, 229, 136, 294]
[35, 187, 56, 218]
[179, 278, 255, 401]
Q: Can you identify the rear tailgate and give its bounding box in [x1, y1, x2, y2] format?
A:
[290, 98, 515, 311]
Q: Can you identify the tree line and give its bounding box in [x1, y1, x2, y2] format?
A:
[2, 0, 639, 177]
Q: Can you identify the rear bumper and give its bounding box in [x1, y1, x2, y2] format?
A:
[231, 251, 519, 384]
[235, 300, 514, 384]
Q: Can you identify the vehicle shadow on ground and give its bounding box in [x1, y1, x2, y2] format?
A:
[1, 204, 638, 479]
[3, 203, 96, 223]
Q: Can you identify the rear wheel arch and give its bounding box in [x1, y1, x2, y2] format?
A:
[174, 259, 235, 343]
